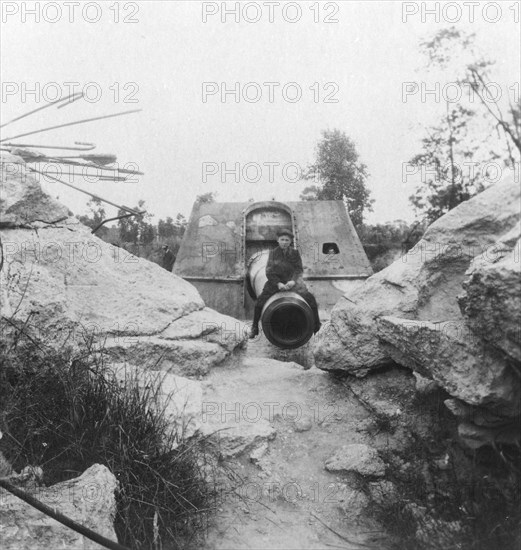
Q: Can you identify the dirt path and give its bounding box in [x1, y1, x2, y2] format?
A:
[200, 333, 391, 550]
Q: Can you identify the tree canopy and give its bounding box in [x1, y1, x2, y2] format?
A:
[77, 197, 108, 237]
[409, 27, 520, 222]
[195, 191, 217, 204]
[117, 200, 155, 244]
[300, 129, 373, 228]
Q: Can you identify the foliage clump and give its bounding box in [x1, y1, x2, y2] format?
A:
[409, 27, 520, 222]
[0, 319, 215, 549]
[371, 391, 521, 550]
[78, 197, 188, 269]
[358, 219, 426, 272]
[300, 128, 374, 228]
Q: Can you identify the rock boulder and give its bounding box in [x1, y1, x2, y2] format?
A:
[0, 156, 247, 376]
[377, 316, 520, 418]
[313, 175, 520, 447]
[458, 230, 521, 362]
[325, 443, 386, 477]
[0, 153, 71, 228]
[0, 464, 117, 550]
[314, 175, 520, 376]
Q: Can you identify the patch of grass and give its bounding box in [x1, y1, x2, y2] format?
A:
[0, 318, 217, 549]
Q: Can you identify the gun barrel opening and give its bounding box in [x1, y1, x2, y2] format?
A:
[248, 248, 315, 349]
[261, 293, 314, 349]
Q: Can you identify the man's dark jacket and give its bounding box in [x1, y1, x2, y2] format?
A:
[162, 249, 175, 272]
[265, 247, 304, 288]
[252, 245, 319, 331]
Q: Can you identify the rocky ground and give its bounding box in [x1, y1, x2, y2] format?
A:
[198, 333, 409, 550]
[2, 155, 518, 549]
[198, 331, 520, 550]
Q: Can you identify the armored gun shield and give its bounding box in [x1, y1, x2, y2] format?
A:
[174, 200, 372, 349]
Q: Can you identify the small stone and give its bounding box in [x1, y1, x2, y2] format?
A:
[458, 421, 521, 449]
[325, 443, 386, 477]
[21, 465, 43, 480]
[413, 372, 439, 394]
[368, 480, 398, 505]
[293, 417, 313, 432]
[433, 453, 451, 470]
[336, 487, 370, 519]
[250, 442, 269, 464]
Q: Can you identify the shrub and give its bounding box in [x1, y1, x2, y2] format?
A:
[370, 390, 521, 550]
[0, 319, 216, 549]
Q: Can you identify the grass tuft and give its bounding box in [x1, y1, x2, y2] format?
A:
[0, 317, 217, 549]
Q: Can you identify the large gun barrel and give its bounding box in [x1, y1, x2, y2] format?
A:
[248, 251, 314, 349]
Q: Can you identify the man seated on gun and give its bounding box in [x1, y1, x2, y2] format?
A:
[249, 229, 321, 338]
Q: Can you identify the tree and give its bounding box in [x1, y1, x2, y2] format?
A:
[359, 219, 425, 249]
[408, 104, 495, 221]
[196, 191, 217, 204]
[358, 219, 425, 272]
[157, 216, 175, 239]
[300, 129, 373, 228]
[174, 213, 187, 237]
[118, 210, 139, 244]
[117, 199, 154, 244]
[421, 27, 520, 159]
[409, 28, 519, 221]
[140, 221, 156, 245]
[157, 214, 187, 241]
[77, 197, 108, 237]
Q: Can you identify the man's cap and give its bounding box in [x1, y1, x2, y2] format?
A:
[277, 229, 294, 238]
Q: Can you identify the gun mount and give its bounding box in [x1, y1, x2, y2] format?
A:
[248, 250, 315, 349]
[174, 199, 373, 349]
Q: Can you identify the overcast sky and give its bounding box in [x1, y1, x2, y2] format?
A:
[1, 1, 519, 224]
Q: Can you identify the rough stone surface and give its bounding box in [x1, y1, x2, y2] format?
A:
[377, 316, 520, 418]
[159, 307, 246, 345]
[293, 416, 313, 432]
[444, 398, 512, 427]
[249, 441, 269, 463]
[1, 167, 247, 375]
[458, 232, 521, 362]
[324, 443, 386, 477]
[200, 417, 276, 458]
[198, 355, 330, 460]
[413, 371, 439, 394]
[457, 421, 521, 449]
[314, 175, 520, 376]
[1, 225, 202, 335]
[0, 464, 117, 550]
[103, 335, 230, 378]
[199, 350, 391, 549]
[336, 487, 370, 519]
[0, 153, 72, 228]
[313, 175, 520, 448]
